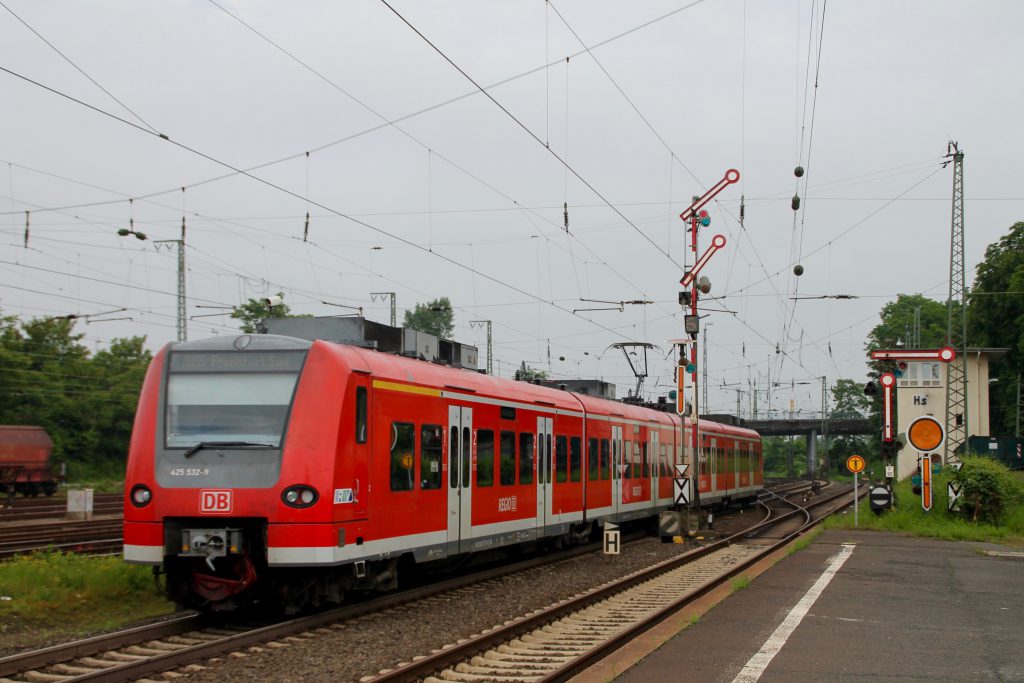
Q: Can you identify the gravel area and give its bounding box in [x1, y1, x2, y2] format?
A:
[183, 536, 698, 682]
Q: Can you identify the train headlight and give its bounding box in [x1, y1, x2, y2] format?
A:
[130, 484, 152, 507]
[281, 485, 319, 509]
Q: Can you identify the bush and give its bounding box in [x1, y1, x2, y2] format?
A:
[951, 456, 1024, 525]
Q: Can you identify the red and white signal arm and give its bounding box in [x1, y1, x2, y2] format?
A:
[880, 372, 896, 442]
[870, 347, 956, 362]
[676, 366, 686, 415]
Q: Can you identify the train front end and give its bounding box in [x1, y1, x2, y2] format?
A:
[124, 333, 343, 610]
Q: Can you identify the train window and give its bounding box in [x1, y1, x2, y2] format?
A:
[641, 442, 649, 478]
[355, 387, 367, 443]
[462, 426, 471, 488]
[499, 431, 516, 485]
[660, 444, 669, 477]
[389, 422, 415, 492]
[421, 425, 443, 490]
[450, 427, 459, 488]
[477, 430, 495, 487]
[519, 433, 534, 484]
[569, 437, 582, 482]
[600, 439, 610, 480]
[555, 436, 568, 483]
[500, 406, 516, 420]
[588, 438, 599, 481]
[623, 440, 632, 479]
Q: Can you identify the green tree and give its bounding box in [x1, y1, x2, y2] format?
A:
[0, 311, 152, 480]
[831, 378, 871, 418]
[514, 362, 549, 382]
[403, 297, 454, 338]
[866, 294, 950, 352]
[968, 221, 1024, 435]
[231, 292, 294, 333]
[827, 379, 874, 474]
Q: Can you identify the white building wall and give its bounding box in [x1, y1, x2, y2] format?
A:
[893, 352, 992, 479]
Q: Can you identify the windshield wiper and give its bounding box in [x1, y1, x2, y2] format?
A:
[183, 441, 275, 458]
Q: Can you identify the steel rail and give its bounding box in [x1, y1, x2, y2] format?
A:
[0, 530, 650, 682]
[364, 482, 863, 683]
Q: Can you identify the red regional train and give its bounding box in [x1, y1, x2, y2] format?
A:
[123, 334, 762, 610]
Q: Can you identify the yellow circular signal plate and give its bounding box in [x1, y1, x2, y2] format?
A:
[847, 455, 865, 474]
[907, 416, 944, 452]
[401, 453, 414, 470]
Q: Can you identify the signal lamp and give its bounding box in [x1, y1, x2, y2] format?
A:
[130, 484, 152, 507]
[864, 381, 878, 397]
[685, 363, 697, 374]
[282, 485, 319, 509]
[668, 390, 677, 401]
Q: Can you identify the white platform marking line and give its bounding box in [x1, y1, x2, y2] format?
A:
[731, 543, 856, 683]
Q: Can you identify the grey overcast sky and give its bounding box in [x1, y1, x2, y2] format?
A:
[1, 0, 1021, 417]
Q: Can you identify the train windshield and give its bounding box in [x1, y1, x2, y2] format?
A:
[165, 350, 305, 449]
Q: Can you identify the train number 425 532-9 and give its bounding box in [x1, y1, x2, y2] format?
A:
[169, 467, 210, 477]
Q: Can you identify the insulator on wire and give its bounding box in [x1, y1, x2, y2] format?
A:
[794, 166, 805, 178]
[791, 194, 801, 211]
[23, 211, 29, 247]
[794, 264, 804, 276]
[303, 211, 310, 242]
[563, 202, 569, 232]
[739, 195, 745, 225]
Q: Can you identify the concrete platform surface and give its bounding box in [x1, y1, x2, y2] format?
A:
[612, 530, 1024, 682]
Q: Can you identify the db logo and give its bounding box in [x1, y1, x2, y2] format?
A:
[199, 489, 233, 514]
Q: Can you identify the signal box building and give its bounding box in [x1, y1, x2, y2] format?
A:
[894, 347, 1007, 479]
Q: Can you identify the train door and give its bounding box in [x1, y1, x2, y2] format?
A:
[447, 405, 473, 551]
[708, 437, 717, 497]
[611, 425, 622, 515]
[747, 442, 755, 488]
[649, 429, 659, 508]
[536, 416, 553, 534]
[734, 441, 741, 491]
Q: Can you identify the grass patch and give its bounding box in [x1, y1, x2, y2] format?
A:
[787, 526, 823, 555]
[730, 574, 751, 592]
[823, 475, 1024, 546]
[0, 552, 175, 651]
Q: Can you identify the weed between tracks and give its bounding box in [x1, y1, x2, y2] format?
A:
[0, 551, 175, 653]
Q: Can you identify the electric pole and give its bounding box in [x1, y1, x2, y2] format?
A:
[371, 292, 396, 327]
[944, 143, 968, 463]
[155, 218, 187, 342]
[470, 320, 493, 374]
[702, 324, 710, 412]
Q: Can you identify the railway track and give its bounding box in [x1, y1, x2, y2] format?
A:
[0, 493, 123, 522]
[0, 519, 124, 559]
[367, 480, 861, 683]
[0, 480, 857, 682]
[0, 530, 655, 683]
